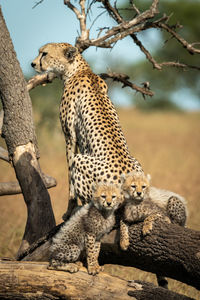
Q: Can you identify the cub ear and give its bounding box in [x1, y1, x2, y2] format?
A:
[64, 46, 78, 61]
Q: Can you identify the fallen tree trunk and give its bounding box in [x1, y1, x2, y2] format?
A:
[18, 221, 200, 290]
[0, 260, 194, 300]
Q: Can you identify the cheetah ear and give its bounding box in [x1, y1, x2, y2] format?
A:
[64, 46, 78, 61]
[147, 174, 151, 182]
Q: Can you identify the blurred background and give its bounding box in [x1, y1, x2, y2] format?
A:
[0, 1, 200, 298]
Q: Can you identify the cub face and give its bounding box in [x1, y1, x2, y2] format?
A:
[31, 43, 79, 75]
[92, 183, 124, 211]
[121, 172, 150, 203]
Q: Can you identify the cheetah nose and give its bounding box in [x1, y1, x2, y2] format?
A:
[31, 62, 36, 68]
[137, 192, 141, 196]
[107, 202, 111, 206]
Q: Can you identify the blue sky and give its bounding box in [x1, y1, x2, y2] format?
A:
[1, 0, 200, 109]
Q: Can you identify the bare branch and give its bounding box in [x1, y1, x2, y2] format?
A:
[27, 73, 57, 92]
[160, 61, 200, 71]
[98, 2, 200, 71]
[100, 72, 154, 97]
[64, 0, 89, 48]
[0, 173, 57, 196]
[32, 0, 45, 9]
[27, 0, 200, 96]
[155, 22, 200, 55]
[129, 0, 140, 15]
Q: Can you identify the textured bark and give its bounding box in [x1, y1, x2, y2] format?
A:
[0, 260, 194, 300]
[18, 221, 200, 290]
[0, 8, 56, 255]
[100, 222, 200, 290]
[0, 174, 57, 196]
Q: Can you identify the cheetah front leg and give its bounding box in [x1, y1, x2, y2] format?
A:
[85, 234, 103, 275]
[120, 220, 130, 251]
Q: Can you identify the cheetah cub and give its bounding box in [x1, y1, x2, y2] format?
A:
[120, 172, 187, 251]
[48, 183, 123, 275]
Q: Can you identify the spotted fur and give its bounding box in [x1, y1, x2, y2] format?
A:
[48, 183, 123, 275]
[120, 172, 188, 289]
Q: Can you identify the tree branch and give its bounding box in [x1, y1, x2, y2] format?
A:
[27, 72, 57, 92]
[0, 260, 193, 300]
[18, 220, 200, 290]
[0, 174, 57, 196]
[100, 72, 154, 98]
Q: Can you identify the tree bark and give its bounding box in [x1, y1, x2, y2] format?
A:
[18, 221, 200, 290]
[0, 8, 56, 256]
[0, 260, 194, 300]
[0, 173, 57, 196]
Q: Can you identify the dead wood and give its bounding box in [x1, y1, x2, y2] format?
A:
[0, 260, 194, 300]
[17, 220, 200, 290]
[0, 8, 56, 255]
[0, 173, 57, 196]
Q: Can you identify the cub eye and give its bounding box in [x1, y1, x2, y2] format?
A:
[101, 195, 106, 199]
[112, 195, 116, 199]
[131, 185, 136, 189]
[142, 185, 146, 189]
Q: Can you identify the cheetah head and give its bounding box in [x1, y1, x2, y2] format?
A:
[121, 172, 151, 203]
[31, 43, 82, 77]
[92, 183, 124, 212]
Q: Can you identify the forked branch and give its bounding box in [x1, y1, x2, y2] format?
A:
[30, 0, 200, 96]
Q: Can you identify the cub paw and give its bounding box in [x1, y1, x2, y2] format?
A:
[87, 264, 103, 275]
[120, 238, 130, 251]
[142, 221, 153, 236]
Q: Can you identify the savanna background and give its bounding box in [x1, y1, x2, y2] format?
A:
[0, 0, 200, 299]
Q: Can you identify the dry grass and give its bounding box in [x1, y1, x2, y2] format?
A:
[0, 109, 200, 298]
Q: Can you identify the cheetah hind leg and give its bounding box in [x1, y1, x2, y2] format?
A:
[167, 196, 186, 226]
[62, 184, 78, 221]
[142, 213, 170, 236]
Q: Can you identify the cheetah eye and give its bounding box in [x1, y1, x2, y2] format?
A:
[131, 185, 136, 189]
[41, 52, 47, 58]
[112, 195, 116, 199]
[142, 185, 146, 189]
[101, 195, 106, 199]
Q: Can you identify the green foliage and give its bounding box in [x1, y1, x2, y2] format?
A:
[135, 97, 181, 112]
[29, 78, 62, 132]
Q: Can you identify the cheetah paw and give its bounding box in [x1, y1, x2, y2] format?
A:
[142, 222, 153, 236]
[87, 264, 103, 275]
[120, 239, 130, 251]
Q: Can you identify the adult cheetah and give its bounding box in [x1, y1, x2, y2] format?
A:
[31, 43, 143, 217]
